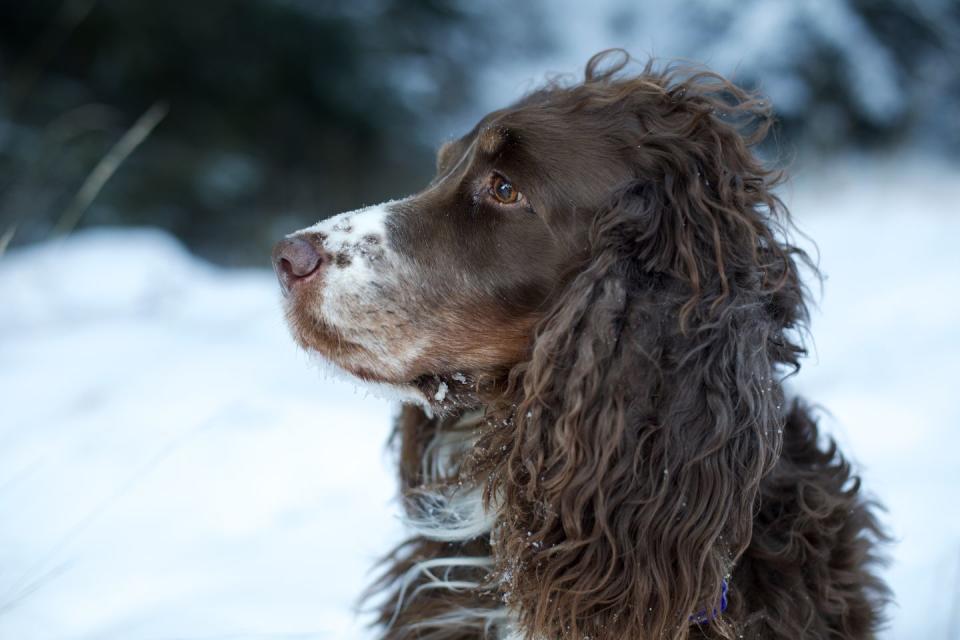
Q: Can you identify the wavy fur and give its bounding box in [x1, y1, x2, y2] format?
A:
[353, 51, 889, 639]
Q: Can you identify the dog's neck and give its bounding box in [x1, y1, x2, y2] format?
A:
[376, 401, 522, 639]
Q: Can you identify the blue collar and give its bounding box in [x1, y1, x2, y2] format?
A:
[689, 578, 729, 624]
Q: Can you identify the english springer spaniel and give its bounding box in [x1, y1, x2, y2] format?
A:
[272, 51, 888, 639]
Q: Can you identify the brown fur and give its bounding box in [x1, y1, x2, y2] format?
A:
[278, 50, 890, 639]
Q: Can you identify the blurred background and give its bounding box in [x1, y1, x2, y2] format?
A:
[2, 0, 958, 263]
[1, 1, 958, 639]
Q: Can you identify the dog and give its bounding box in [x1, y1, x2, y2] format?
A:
[272, 50, 889, 640]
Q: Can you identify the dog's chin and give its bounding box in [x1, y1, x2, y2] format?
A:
[302, 346, 485, 419]
[298, 335, 416, 385]
[315, 347, 408, 385]
[304, 350, 436, 411]
[286, 309, 483, 415]
[287, 313, 406, 381]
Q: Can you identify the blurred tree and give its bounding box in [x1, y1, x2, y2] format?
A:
[593, 0, 960, 152]
[0, 0, 498, 263]
[717, 0, 960, 150]
[0, 0, 955, 263]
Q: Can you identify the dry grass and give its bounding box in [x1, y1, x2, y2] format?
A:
[52, 101, 168, 237]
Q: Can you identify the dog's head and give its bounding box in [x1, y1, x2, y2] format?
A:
[273, 69, 639, 396]
[274, 51, 811, 637]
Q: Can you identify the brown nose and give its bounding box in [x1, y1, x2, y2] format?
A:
[272, 237, 325, 295]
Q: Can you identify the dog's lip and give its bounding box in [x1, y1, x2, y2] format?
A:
[275, 266, 320, 298]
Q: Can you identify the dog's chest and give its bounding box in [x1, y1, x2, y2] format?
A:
[382, 408, 527, 639]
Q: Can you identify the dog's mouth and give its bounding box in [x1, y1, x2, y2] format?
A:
[297, 334, 480, 415]
[289, 317, 403, 383]
[285, 303, 481, 412]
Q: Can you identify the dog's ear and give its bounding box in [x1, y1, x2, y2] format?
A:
[480, 61, 810, 640]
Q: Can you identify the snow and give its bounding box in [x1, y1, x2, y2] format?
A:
[0, 230, 402, 638]
[788, 156, 960, 638]
[1, 156, 958, 638]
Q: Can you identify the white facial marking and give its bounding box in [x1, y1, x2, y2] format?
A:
[288, 198, 426, 381]
[297, 199, 398, 238]
[294, 201, 394, 299]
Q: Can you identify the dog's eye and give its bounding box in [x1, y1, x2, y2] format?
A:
[491, 175, 521, 204]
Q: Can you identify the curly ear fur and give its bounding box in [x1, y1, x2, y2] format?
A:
[365, 51, 886, 640]
[480, 54, 812, 639]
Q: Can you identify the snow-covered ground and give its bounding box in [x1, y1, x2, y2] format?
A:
[1, 156, 958, 639]
[0, 232, 402, 639]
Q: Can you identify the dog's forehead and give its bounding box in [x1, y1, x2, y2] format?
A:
[476, 125, 509, 155]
